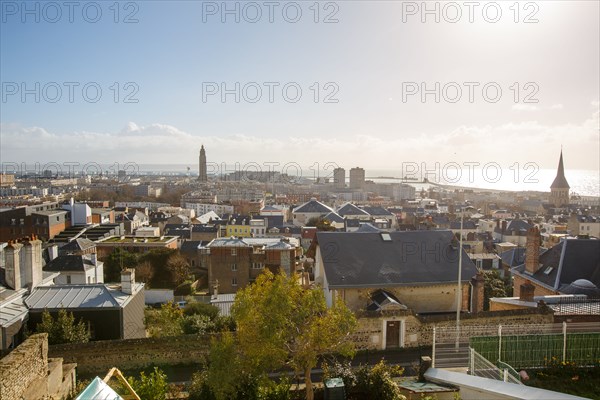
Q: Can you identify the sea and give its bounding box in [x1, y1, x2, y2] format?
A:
[133, 165, 599, 198]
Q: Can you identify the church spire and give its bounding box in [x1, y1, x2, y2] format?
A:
[550, 150, 569, 189]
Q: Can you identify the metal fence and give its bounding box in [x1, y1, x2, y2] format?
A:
[469, 348, 522, 385]
[432, 322, 600, 370]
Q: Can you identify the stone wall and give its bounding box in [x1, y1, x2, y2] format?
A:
[353, 308, 555, 350]
[0, 333, 48, 400]
[48, 334, 215, 375]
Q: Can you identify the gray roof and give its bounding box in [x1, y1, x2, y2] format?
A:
[360, 206, 394, 216]
[0, 298, 28, 328]
[512, 239, 600, 294]
[355, 223, 381, 233]
[43, 255, 97, 272]
[293, 199, 333, 214]
[25, 284, 141, 310]
[323, 211, 344, 223]
[337, 203, 369, 217]
[317, 230, 478, 288]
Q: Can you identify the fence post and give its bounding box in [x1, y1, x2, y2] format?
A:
[503, 369, 509, 382]
[469, 347, 475, 375]
[498, 324, 502, 362]
[562, 321, 567, 363]
[432, 326, 436, 368]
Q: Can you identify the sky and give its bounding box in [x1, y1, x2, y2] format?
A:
[1, 0, 599, 176]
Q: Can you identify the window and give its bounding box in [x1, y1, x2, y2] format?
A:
[66, 275, 72, 284]
[232, 277, 237, 286]
[231, 248, 237, 256]
[252, 262, 263, 270]
[231, 263, 237, 271]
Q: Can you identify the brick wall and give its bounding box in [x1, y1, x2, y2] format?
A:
[0, 333, 48, 400]
[48, 334, 215, 375]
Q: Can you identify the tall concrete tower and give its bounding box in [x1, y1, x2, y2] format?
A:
[333, 168, 345, 189]
[199, 145, 207, 182]
[550, 150, 569, 207]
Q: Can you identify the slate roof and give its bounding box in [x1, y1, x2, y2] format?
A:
[512, 239, 600, 294]
[316, 230, 478, 288]
[59, 238, 96, 254]
[551, 151, 570, 189]
[44, 255, 97, 272]
[0, 299, 28, 328]
[361, 206, 394, 216]
[355, 223, 381, 233]
[324, 212, 344, 223]
[450, 221, 477, 230]
[494, 219, 532, 235]
[499, 247, 526, 267]
[337, 203, 369, 217]
[180, 240, 204, 252]
[293, 199, 333, 214]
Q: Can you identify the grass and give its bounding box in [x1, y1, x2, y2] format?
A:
[524, 362, 600, 399]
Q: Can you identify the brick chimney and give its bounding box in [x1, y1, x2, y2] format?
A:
[470, 272, 485, 313]
[519, 282, 535, 302]
[525, 226, 541, 274]
[121, 269, 135, 295]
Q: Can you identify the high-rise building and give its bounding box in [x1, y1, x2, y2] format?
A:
[349, 167, 365, 190]
[550, 150, 569, 207]
[333, 168, 345, 189]
[199, 145, 207, 182]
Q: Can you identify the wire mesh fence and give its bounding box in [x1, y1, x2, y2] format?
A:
[432, 322, 600, 370]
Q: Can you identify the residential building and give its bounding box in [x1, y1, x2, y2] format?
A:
[349, 167, 365, 190]
[568, 214, 600, 238]
[206, 237, 300, 294]
[333, 168, 345, 189]
[512, 227, 600, 298]
[25, 270, 145, 341]
[292, 198, 334, 226]
[313, 230, 479, 314]
[44, 253, 104, 285]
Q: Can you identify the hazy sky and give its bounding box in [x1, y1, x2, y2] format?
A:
[1, 1, 598, 174]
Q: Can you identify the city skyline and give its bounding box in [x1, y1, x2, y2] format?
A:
[1, 1, 598, 171]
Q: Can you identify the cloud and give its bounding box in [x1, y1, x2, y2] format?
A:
[1, 110, 598, 171]
[549, 104, 563, 110]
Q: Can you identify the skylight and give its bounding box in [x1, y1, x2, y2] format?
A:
[543, 267, 554, 275]
[381, 233, 392, 241]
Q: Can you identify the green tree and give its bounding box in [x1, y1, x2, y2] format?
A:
[167, 253, 191, 286]
[127, 367, 169, 400]
[306, 217, 337, 231]
[232, 270, 356, 400]
[35, 309, 90, 345]
[483, 270, 508, 311]
[104, 248, 139, 282]
[145, 302, 184, 337]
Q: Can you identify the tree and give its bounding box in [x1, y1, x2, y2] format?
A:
[145, 302, 184, 337]
[166, 253, 191, 286]
[483, 270, 508, 311]
[232, 270, 356, 400]
[35, 309, 91, 345]
[104, 248, 139, 282]
[127, 367, 169, 400]
[135, 261, 155, 286]
[306, 217, 336, 231]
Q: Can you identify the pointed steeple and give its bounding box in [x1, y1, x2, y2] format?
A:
[550, 150, 569, 189]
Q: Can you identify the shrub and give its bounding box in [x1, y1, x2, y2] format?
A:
[354, 360, 405, 400]
[183, 302, 220, 319]
[322, 360, 356, 389]
[127, 367, 169, 400]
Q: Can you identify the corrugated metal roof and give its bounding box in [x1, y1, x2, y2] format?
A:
[26, 285, 122, 309]
[76, 377, 123, 400]
[0, 299, 28, 327]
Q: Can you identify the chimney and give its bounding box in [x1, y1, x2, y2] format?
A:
[21, 237, 43, 289]
[519, 282, 535, 302]
[91, 252, 97, 266]
[121, 269, 135, 295]
[501, 220, 507, 233]
[525, 226, 541, 274]
[48, 245, 59, 261]
[4, 241, 24, 290]
[496, 219, 500, 229]
[470, 272, 485, 313]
